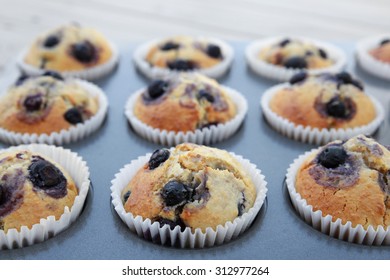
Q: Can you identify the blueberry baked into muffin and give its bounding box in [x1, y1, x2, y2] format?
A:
[268, 72, 376, 129]
[133, 73, 236, 132]
[22, 23, 113, 72]
[295, 135, 390, 229]
[0, 71, 99, 134]
[0, 150, 77, 232]
[145, 36, 225, 71]
[369, 38, 390, 63]
[121, 143, 256, 231]
[259, 38, 334, 69]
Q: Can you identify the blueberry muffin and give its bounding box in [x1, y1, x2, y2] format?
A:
[295, 135, 390, 229]
[0, 71, 99, 134]
[121, 143, 256, 231]
[259, 38, 334, 69]
[269, 72, 376, 129]
[0, 150, 78, 232]
[23, 23, 113, 72]
[369, 38, 390, 63]
[145, 36, 225, 71]
[133, 73, 236, 132]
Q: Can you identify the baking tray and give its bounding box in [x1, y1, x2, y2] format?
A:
[1, 42, 390, 260]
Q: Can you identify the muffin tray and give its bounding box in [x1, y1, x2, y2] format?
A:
[1, 42, 390, 260]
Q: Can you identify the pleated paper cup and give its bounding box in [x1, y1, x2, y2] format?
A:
[16, 41, 119, 81]
[260, 83, 385, 145]
[125, 86, 247, 146]
[0, 144, 90, 249]
[133, 37, 234, 80]
[245, 37, 347, 82]
[0, 79, 108, 145]
[286, 149, 390, 245]
[110, 149, 267, 248]
[356, 35, 390, 80]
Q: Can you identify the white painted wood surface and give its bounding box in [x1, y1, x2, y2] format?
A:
[0, 0, 389, 74]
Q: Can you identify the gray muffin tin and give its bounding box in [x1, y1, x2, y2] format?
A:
[1, 42, 390, 260]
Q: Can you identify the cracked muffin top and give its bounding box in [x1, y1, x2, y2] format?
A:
[121, 143, 256, 232]
[0, 150, 77, 232]
[269, 71, 376, 129]
[23, 23, 113, 71]
[0, 71, 99, 134]
[259, 38, 334, 69]
[134, 73, 236, 132]
[369, 38, 390, 64]
[296, 135, 390, 229]
[145, 36, 225, 71]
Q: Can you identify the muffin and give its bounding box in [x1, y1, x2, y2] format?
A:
[369, 38, 390, 63]
[261, 71, 384, 144]
[133, 36, 234, 79]
[126, 73, 247, 145]
[0, 72, 99, 136]
[111, 143, 267, 247]
[246, 36, 346, 81]
[18, 23, 117, 79]
[0, 149, 78, 232]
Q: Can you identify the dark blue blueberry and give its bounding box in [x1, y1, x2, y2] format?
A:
[206, 44, 222, 59]
[160, 41, 180, 51]
[335, 72, 352, 84]
[0, 185, 3, 205]
[318, 145, 348, 169]
[318, 48, 327, 59]
[279, 39, 291, 47]
[71, 41, 96, 63]
[43, 35, 60, 48]
[326, 96, 347, 119]
[305, 50, 314, 56]
[147, 80, 168, 99]
[15, 75, 29, 86]
[155, 217, 186, 230]
[24, 94, 43, 111]
[380, 38, 390, 46]
[351, 79, 364, 91]
[167, 59, 196, 71]
[42, 70, 63, 80]
[123, 190, 131, 203]
[283, 56, 307, 69]
[161, 181, 190, 206]
[64, 108, 83, 124]
[200, 122, 219, 129]
[148, 149, 170, 170]
[197, 90, 215, 103]
[289, 72, 307, 84]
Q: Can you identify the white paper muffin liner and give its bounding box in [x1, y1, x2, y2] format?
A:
[133, 37, 234, 80]
[245, 36, 347, 82]
[260, 83, 385, 145]
[0, 79, 108, 145]
[0, 144, 90, 249]
[356, 34, 390, 80]
[286, 148, 390, 245]
[16, 41, 119, 81]
[125, 85, 247, 146]
[110, 149, 268, 248]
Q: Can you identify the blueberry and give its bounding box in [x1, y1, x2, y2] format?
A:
[71, 41, 96, 63]
[317, 145, 348, 168]
[283, 56, 307, 69]
[161, 181, 190, 207]
[380, 38, 390, 46]
[43, 35, 60, 48]
[24, 94, 43, 111]
[326, 96, 347, 118]
[42, 70, 63, 80]
[206, 44, 222, 59]
[318, 48, 327, 59]
[149, 149, 170, 170]
[15, 75, 29, 86]
[279, 39, 291, 47]
[200, 122, 219, 129]
[123, 190, 131, 203]
[160, 41, 180, 51]
[289, 72, 307, 84]
[167, 59, 196, 71]
[305, 50, 314, 56]
[147, 80, 168, 99]
[351, 79, 364, 91]
[155, 217, 186, 230]
[197, 90, 215, 103]
[64, 108, 83, 124]
[28, 159, 66, 190]
[0, 185, 3, 204]
[335, 72, 352, 84]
